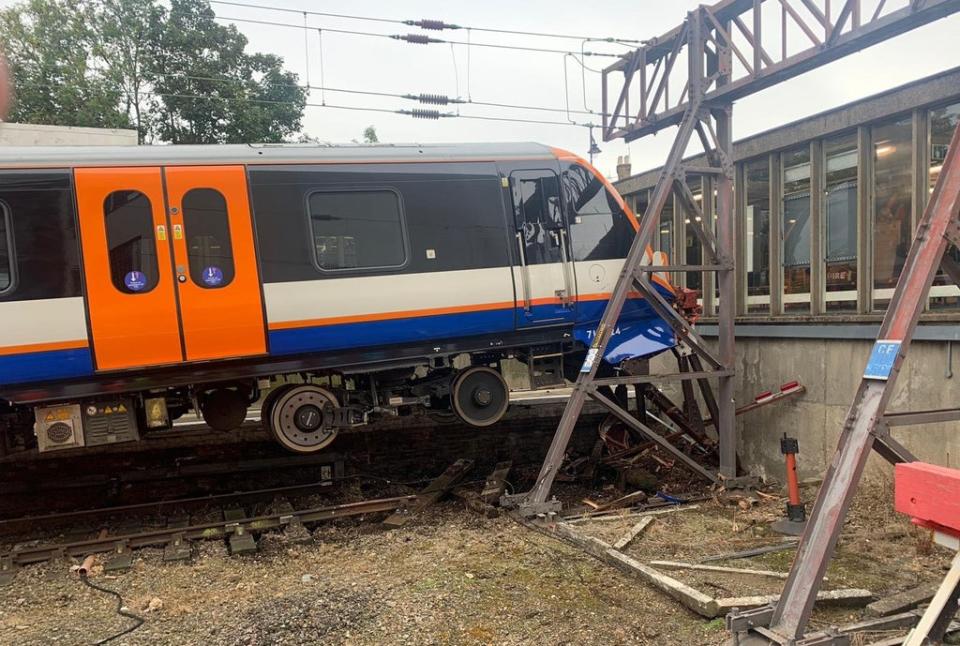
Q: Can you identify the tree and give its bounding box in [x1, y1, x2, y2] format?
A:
[0, 0, 307, 143]
[0, 0, 129, 128]
[90, 0, 165, 142]
[147, 0, 306, 144]
[363, 125, 378, 144]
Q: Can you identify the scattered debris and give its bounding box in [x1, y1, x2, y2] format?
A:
[866, 582, 941, 617]
[382, 459, 473, 529]
[613, 516, 655, 550]
[648, 560, 790, 580]
[699, 539, 798, 563]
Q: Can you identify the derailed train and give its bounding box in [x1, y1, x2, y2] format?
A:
[0, 142, 675, 456]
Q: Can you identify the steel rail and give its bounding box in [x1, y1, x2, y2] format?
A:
[1, 495, 416, 566]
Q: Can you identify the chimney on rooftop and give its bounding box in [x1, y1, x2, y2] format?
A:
[616, 155, 632, 181]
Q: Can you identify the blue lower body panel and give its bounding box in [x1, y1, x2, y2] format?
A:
[0, 347, 94, 386]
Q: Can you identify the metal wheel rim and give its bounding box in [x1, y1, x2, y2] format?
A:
[270, 386, 340, 453]
[451, 367, 509, 427]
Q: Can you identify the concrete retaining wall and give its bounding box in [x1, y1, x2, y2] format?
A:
[0, 123, 137, 145]
[653, 338, 960, 483]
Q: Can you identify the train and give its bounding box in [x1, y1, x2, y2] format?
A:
[0, 142, 675, 457]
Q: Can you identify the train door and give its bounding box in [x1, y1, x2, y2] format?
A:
[75, 166, 266, 371]
[508, 169, 577, 326]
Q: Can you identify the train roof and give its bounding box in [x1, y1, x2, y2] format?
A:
[0, 141, 561, 168]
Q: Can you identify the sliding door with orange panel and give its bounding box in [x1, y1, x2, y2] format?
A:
[163, 166, 266, 362]
[74, 167, 183, 371]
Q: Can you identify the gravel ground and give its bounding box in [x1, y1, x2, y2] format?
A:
[0, 481, 952, 645]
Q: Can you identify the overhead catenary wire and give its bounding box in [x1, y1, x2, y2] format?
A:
[208, 0, 643, 44]
[137, 90, 594, 128]
[214, 14, 624, 58]
[146, 70, 607, 117]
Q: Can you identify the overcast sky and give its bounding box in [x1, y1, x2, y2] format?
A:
[9, 0, 960, 177]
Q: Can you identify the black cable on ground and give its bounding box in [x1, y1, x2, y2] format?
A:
[79, 572, 145, 645]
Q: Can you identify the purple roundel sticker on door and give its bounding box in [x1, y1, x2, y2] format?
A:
[202, 266, 224, 287]
[124, 270, 147, 292]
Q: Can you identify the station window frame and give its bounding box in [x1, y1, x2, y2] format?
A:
[305, 187, 410, 275]
[0, 199, 15, 296]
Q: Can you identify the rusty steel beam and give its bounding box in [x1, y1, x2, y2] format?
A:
[602, 0, 960, 142]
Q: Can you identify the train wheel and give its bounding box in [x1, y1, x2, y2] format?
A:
[259, 384, 293, 440]
[451, 367, 509, 427]
[199, 388, 249, 432]
[268, 385, 340, 453]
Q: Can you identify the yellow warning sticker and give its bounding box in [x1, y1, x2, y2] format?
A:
[157, 224, 167, 241]
[173, 224, 183, 240]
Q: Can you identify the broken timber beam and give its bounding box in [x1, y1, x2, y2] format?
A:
[479, 461, 512, 505]
[700, 539, 798, 562]
[649, 560, 789, 580]
[613, 516, 655, 550]
[383, 459, 473, 529]
[866, 582, 941, 617]
[712, 588, 873, 617]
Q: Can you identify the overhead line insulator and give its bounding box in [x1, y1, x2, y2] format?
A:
[402, 93, 465, 106]
[398, 108, 453, 120]
[391, 33, 445, 45]
[404, 19, 461, 31]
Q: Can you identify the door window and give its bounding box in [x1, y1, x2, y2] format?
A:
[512, 172, 564, 264]
[104, 190, 159, 294]
[182, 188, 236, 289]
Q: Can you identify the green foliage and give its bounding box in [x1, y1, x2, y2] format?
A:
[0, 0, 129, 128]
[362, 125, 378, 144]
[0, 0, 308, 143]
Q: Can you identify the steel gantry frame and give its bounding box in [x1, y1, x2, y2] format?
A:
[509, 0, 960, 518]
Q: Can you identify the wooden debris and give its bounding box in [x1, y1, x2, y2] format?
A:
[478, 461, 512, 505]
[565, 503, 700, 524]
[699, 539, 798, 562]
[649, 560, 790, 580]
[866, 581, 941, 617]
[712, 588, 873, 616]
[452, 489, 499, 518]
[551, 523, 715, 618]
[593, 490, 649, 513]
[547, 522, 870, 619]
[382, 459, 473, 529]
[613, 516, 655, 550]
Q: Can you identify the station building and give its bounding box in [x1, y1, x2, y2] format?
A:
[614, 66, 960, 480]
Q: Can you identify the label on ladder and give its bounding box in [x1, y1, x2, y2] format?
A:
[864, 340, 902, 380]
[580, 348, 599, 373]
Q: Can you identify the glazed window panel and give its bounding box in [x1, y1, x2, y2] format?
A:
[563, 164, 634, 261]
[0, 201, 11, 293]
[104, 190, 160, 294]
[872, 117, 913, 310]
[745, 157, 771, 312]
[309, 190, 406, 271]
[684, 179, 703, 292]
[929, 102, 960, 309]
[182, 188, 236, 289]
[658, 195, 674, 260]
[782, 146, 811, 311]
[824, 134, 858, 311]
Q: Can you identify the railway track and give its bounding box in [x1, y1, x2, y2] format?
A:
[0, 493, 417, 579]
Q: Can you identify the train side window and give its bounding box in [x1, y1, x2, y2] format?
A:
[562, 164, 634, 261]
[182, 188, 236, 289]
[104, 190, 160, 294]
[308, 190, 406, 271]
[0, 201, 12, 294]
